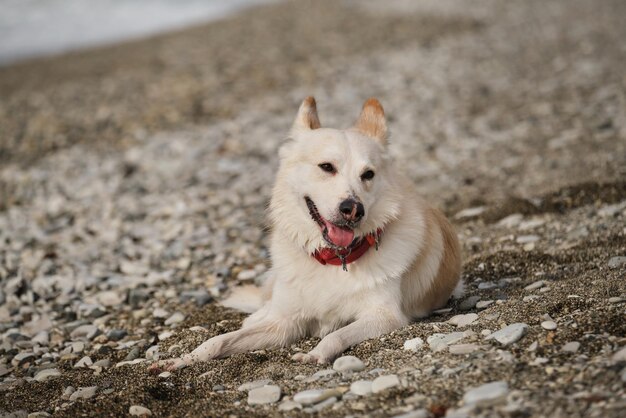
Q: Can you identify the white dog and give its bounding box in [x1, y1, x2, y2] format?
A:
[153, 97, 462, 370]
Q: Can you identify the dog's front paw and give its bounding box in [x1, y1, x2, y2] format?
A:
[148, 357, 188, 373]
[291, 352, 329, 365]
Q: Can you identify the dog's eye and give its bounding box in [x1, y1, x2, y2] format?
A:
[361, 170, 375, 181]
[318, 163, 336, 174]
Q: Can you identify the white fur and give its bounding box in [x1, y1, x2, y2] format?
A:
[152, 99, 462, 370]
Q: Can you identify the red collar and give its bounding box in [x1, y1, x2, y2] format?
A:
[312, 229, 383, 271]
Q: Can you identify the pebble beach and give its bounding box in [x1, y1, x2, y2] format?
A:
[1, 0, 625, 417]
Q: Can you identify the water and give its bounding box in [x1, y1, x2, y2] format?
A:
[0, 0, 274, 65]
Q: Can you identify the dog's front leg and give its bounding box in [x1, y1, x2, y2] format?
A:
[151, 315, 303, 371]
[292, 307, 408, 364]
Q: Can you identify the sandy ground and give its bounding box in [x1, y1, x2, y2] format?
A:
[1, 0, 625, 417]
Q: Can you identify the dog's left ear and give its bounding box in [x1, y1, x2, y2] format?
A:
[353, 98, 387, 144]
[292, 96, 321, 132]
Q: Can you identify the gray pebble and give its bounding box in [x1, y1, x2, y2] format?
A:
[74, 356, 93, 368]
[562, 342, 580, 353]
[278, 400, 302, 411]
[247, 385, 281, 405]
[92, 359, 112, 368]
[403, 337, 424, 351]
[476, 300, 494, 309]
[69, 386, 97, 401]
[129, 405, 152, 416]
[541, 320, 557, 330]
[106, 329, 127, 341]
[237, 379, 272, 391]
[180, 290, 212, 306]
[392, 409, 430, 418]
[463, 381, 509, 405]
[33, 368, 61, 382]
[427, 332, 468, 351]
[293, 389, 341, 405]
[448, 313, 478, 328]
[350, 380, 373, 396]
[164, 312, 185, 326]
[608, 256, 626, 268]
[485, 323, 528, 345]
[478, 281, 497, 290]
[459, 296, 480, 311]
[371, 374, 400, 393]
[70, 325, 100, 340]
[524, 280, 545, 291]
[333, 355, 365, 372]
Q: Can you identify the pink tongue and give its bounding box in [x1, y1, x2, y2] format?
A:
[324, 221, 355, 247]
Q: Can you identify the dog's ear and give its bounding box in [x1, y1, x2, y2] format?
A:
[353, 98, 387, 144]
[292, 96, 321, 132]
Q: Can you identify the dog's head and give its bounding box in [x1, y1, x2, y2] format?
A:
[270, 97, 402, 254]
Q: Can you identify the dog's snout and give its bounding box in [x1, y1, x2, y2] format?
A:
[339, 199, 364, 221]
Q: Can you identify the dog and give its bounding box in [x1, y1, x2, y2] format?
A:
[152, 97, 462, 371]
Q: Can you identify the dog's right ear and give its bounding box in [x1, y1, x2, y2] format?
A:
[353, 98, 387, 144]
[291, 96, 321, 132]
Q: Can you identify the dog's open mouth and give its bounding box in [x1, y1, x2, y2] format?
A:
[305, 196, 356, 249]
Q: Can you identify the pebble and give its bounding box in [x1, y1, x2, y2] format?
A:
[403, 337, 424, 351]
[69, 386, 98, 401]
[307, 369, 337, 382]
[180, 290, 212, 306]
[459, 296, 480, 311]
[333, 355, 365, 372]
[463, 381, 509, 405]
[524, 280, 545, 291]
[129, 405, 152, 416]
[92, 359, 112, 368]
[33, 368, 61, 382]
[497, 213, 524, 228]
[516, 235, 540, 244]
[158, 331, 174, 341]
[477, 281, 497, 290]
[70, 325, 100, 340]
[293, 389, 341, 405]
[247, 385, 281, 405]
[74, 356, 93, 368]
[485, 323, 528, 345]
[609, 297, 624, 303]
[32, 331, 49, 346]
[448, 313, 478, 328]
[310, 396, 338, 412]
[449, 344, 481, 355]
[158, 371, 172, 378]
[12, 352, 35, 367]
[541, 320, 557, 330]
[476, 300, 494, 309]
[164, 312, 185, 326]
[392, 409, 430, 418]
[278, 400, 302, 411]
[106, 329, 127, 341]
[612, 347, 626, 362]
[562, 342, 580, 353]
[608, 257, 626, 268]
[27, 413, 51, 418]
[350, 380, 373, 395]
[238, 379, 272, 391]
[152, 308, 169, 319]
[454, 206, 486, 220]
[371, 374, 400, 393]
[0, 365, 10, 377]
[427, 332, 469, 351]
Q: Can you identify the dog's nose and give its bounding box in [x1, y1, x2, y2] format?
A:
[339, 199, 364, 221]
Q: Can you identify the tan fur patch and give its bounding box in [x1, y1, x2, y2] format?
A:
[423, 208, 463, 311]
[353, 97, 387, 143]
[293, 96, 321, 130]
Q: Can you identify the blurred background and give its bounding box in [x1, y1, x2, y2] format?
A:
[0, 1, 625, 416]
